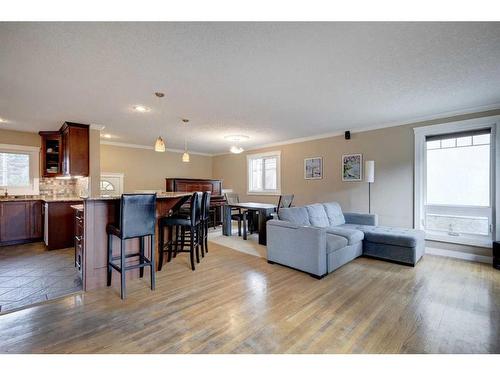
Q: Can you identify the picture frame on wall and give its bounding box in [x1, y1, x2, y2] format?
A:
[342, 153, 362, 181]
[304, 157, 323, 179]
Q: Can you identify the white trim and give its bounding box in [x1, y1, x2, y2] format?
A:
[246, 150, 282, 195]
[414, 115, 500, 244]
[213, 104, 500, 156]
[0, 143, 40, 195]
[426, 247, 493, 264]
[90, 124, 106, 131]
[425, 233, 491, 248]
[101, 172, 124, 195]
[100, 140, 212, 156]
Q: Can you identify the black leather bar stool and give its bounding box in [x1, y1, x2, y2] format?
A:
[106, 193, 157, 300]
[200, 192, 211, 256]
[158, 192, 201, 271]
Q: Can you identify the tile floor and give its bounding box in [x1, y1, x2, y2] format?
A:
[0, 242, 82, 313]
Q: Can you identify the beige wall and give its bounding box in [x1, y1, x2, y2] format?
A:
[0, 128, 40, 147]
[100, 144, 213, 192]
[213, 109, 500, 256]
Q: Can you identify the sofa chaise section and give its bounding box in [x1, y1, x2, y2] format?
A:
[267, 201, 425, 278]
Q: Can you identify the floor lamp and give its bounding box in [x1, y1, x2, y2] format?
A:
[365, 160, 375, 214]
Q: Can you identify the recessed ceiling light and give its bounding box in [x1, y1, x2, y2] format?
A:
[224, 135, 250, 142]
[133, 105, 151, 113]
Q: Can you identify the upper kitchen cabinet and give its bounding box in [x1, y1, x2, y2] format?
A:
[39, 131, 62, 177]
[60, 122, 89, 177]
[39, 122, 89, 177]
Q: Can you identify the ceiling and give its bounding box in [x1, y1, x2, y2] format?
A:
[1, 22, 500, 154]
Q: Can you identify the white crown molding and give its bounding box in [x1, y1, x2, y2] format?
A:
[100, 140, 212, 156]
[212, 102, 500, 156]
[90, 124, 106, 131]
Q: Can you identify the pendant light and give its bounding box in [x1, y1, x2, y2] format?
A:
[182, 138, 190, 163]
[181, 119, 190, 162]
[154, 92, 166, 152]
[154, 136, 166, 152]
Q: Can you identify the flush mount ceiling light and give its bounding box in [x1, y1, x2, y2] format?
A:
[153, 92, 166, 152]
[133, 105, 151, 113]
[101, 133, 112, 139]
[230, 146, 244, 154]
[225, 134, 249, 154]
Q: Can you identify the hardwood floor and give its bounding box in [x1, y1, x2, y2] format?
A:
[0, 242, 499, 353]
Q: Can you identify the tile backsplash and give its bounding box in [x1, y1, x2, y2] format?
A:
[39, 177, 89, 197]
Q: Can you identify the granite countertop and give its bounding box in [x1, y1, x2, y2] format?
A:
[0, 196, 83, 203]
[82, 192, 191, 201]
[0, 192, 190, 203]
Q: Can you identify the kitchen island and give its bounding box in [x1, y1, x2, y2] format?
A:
[82, 192, 191, 291]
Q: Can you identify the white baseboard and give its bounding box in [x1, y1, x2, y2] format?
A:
[425, 247, 492, 264]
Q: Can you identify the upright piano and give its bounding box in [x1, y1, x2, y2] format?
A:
[165, 178, 225, 226]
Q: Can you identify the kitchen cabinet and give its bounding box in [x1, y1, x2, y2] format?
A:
[0, 200, 43, 245]
[73, 205, 84, 280]
[39, 122, 89, 178]
[44, 200, 82, 250]
[39, 131, 62, 177]
[60, 122, 89, 177]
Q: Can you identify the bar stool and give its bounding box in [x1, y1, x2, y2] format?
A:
[106, 193, 157, 300]
[200, 192, 211, 256]
[158, 192, 201, 271]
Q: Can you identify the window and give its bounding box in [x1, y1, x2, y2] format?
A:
[100, 173, 124, 195]
[247, 151, 281, 195]
[414, 119, 498, 248]
[0, 144, 40, 195]
[100, 180, 115, 191]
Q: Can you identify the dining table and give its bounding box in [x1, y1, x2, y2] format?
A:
[222, 202, 277, 245]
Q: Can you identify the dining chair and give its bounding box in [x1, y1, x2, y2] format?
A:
[224, 192, 248, 237]
[277, 194, 294, 214]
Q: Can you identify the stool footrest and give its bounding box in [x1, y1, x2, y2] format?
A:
[109, 255, 153, 273]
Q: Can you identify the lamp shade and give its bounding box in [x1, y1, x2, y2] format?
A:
[365, 160, 375, 183]
[154, 136, 166, 152]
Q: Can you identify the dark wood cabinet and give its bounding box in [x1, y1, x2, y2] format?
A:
[39, 122, 89, 178]
[0, 200, 43, 246]
[165, 178, 225, 226]
[60, 122, 89, 177]
[73, 206, 84, 280]
[30, 201, 43, 239]
[44, 200, 82, 250]
[39, 131, 62, 177]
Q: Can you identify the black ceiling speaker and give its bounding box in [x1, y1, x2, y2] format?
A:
[345, 131, 351, 140]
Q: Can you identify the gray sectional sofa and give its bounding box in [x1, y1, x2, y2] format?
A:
[266, 202, 425, 278]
